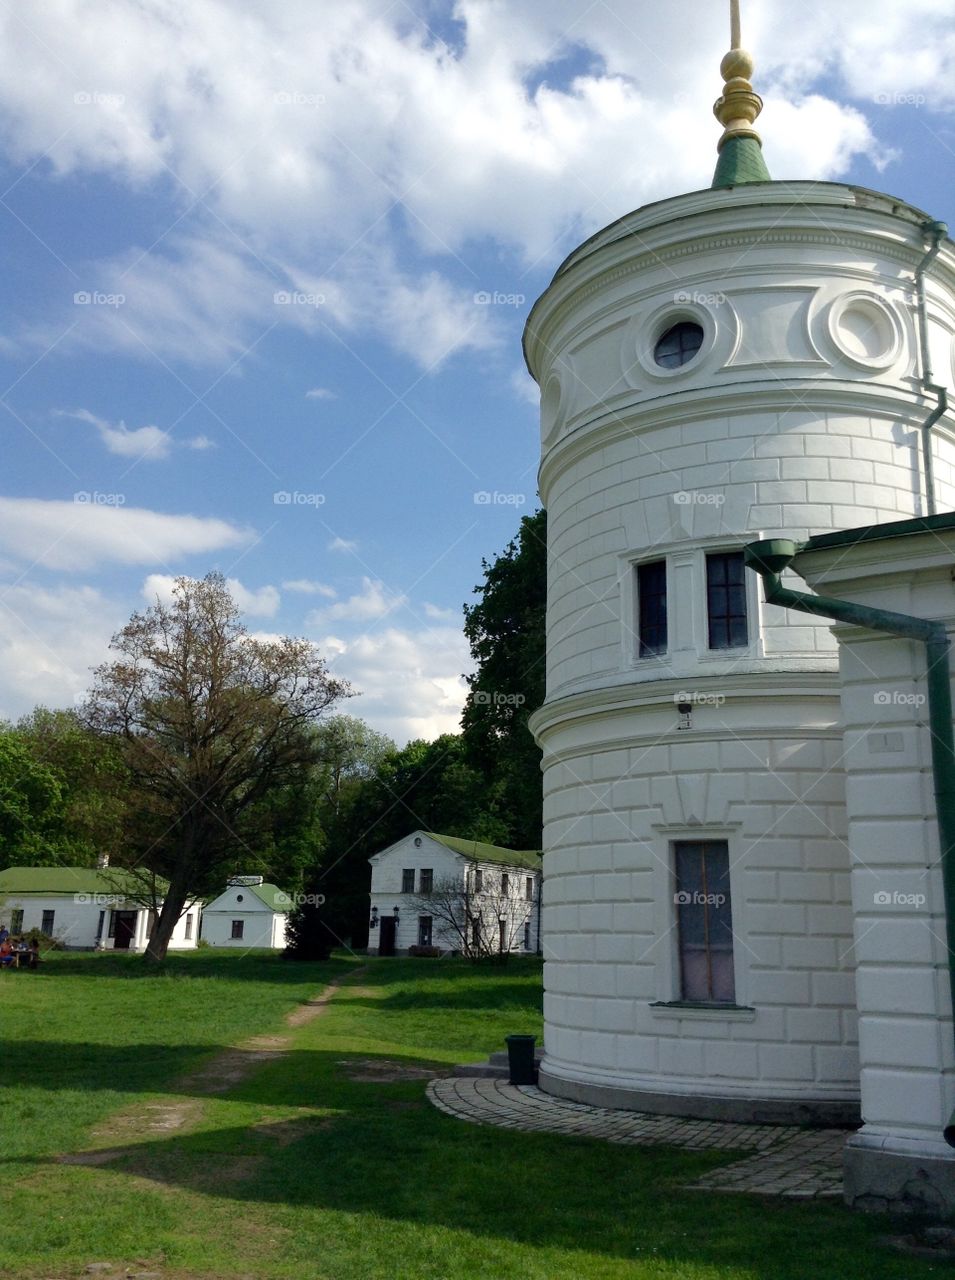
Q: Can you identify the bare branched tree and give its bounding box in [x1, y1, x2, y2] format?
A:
[406, 869, 535, 961]
[83, 573, 350, 963]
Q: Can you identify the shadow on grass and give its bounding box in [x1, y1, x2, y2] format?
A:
[5, 1050, 935, 1280]
[29, 949, 361, 984]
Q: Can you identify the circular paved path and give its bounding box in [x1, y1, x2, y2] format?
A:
[427, 1076, 848, 1199]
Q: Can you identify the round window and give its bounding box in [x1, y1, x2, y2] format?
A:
[654, 321, 704, 369]
[236, 894, 244, 902]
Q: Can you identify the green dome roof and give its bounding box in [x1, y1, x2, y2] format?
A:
[712, 134, 771, 189]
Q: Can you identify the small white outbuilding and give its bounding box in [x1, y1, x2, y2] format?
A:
[201, 875, 291, 949]
[0, 864, 200, 951]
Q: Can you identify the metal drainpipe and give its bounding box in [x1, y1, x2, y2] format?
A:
[915, 220, 949, 518]
[743, 537, 955, 1147]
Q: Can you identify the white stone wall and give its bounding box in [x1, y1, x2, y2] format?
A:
[1, 893, 199, 950]
[796, 529, 955, 1170]
[526, 182, 955, 1116]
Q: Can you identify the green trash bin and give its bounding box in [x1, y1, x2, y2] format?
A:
[505, 1034, 537, 1085]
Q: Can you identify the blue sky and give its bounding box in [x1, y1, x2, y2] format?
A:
[1, 0, 953, 741]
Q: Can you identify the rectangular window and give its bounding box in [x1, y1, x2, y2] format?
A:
[473, 868, 483, 893]
[184, 913, 194, 940]
[471, 918, 480, 948]
[401, 868, 415, 894]
[523, 921, 531, 949]
[419, 868, 433, 894]
[231, 919, 244, 939]
[637, 559, 667, 656]
[525, 876, 534, 901]
[41, 909, 55, 935]
[674, 840, 735, 1003]
[501, 872, 509, 895]
[706, 551, 748, 650]
[418, 916, 433, 947]
[10, 909, 23, 934]
[107, 910, 116, 938]
[498, 917, 507, 952]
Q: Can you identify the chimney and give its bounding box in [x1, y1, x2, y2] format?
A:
[96, 853, 110, 869]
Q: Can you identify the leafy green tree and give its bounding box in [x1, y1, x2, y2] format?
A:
[16, 707, 128, 863]
[461, 508, 546, 848]
[83, 572, 349, 963]
[0, 728, 64, 868]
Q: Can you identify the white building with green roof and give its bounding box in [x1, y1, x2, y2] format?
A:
[201, 875, 292, 949]
[368, 830, 542, 957]
[0, 864, 200, 952]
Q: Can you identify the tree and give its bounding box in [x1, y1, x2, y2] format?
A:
[406, 869, 536, 962]
[83, 572, 350, 963]
[0, 727, 64, 868]
[312, 715, 395, 816]
[16, 707, 128, 864]
[461, 508, 547, 848]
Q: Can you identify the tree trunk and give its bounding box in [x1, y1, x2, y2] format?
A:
[144, 876, 190, 965]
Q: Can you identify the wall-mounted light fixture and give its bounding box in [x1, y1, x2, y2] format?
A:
[369, 906, 379, 929]
[393, 906, 400, 924]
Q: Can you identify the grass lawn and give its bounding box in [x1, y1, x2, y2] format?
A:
[0, 950, 944, 1279]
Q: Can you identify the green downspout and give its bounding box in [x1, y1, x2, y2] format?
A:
[743, 538, 955, 1147]
[915, 220, 949, 518]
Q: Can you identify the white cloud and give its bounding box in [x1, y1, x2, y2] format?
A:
[305, 387, 337, 400]
[59, 408, 170, 461]
[0, 0, 937, 369]
[186, 435, 216, 451]
[328, 537, 357, 553]
[319, 623, 471, 743]
[0, 497, 251, 571]
[0, 582, 121, 719]
[307, 577, 405, 625]
[423, 602, 458, 622]
[282, 578, 336, 597]
[142, 572, 279, 617]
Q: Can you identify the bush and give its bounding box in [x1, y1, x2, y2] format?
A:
[408, 944, 442, 958]
[14, 928, 62, 951]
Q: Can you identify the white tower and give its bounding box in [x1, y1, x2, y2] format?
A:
[524, 1, 955, 1162]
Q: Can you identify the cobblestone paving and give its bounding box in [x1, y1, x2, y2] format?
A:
[427, 1076, 848, 1199]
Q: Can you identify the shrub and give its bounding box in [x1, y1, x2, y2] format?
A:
[408, 944, 442, 958]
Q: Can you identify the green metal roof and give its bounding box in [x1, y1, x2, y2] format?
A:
[249, 883, 293, 912]
[712, 135, 771, 189]
[424, 833, 542, 871]
[0, 865, 167, 898]
[800, 511, 955, 554]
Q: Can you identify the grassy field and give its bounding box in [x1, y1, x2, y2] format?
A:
[0, 950, 944, 1279]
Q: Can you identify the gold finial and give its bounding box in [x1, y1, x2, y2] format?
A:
[714, 0, 763, 152]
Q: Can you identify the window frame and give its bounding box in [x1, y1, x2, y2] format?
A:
[635, 557, 669, 659]
[419, 868, 433, 894]
[417, 915, 433, 947]
[525, 876, 534, 901]
[673, 839, 736, 1005]
[401, 868, 415, 894]
[231, 919, 245, 939]
[41, 909, 55, 935]
[705, 550, 749, 652]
